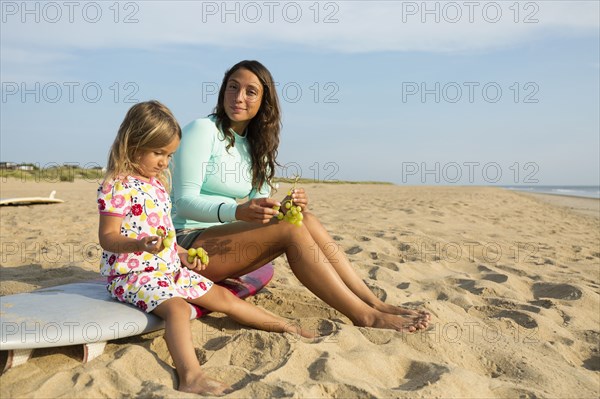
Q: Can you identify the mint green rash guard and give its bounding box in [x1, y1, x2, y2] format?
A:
[171, 115, 271, 230]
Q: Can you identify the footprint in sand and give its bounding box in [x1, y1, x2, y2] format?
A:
[345, 246, 363, 255]
[487, 298, 541, 314]
[227, 331, 292, 374]
[492, 309, 538, 329]
[531, 282, 583, 301]
[396, 361, 449, 391]
[358, 328, 396, 345]
[364, 278, 387, 301]
[481, 273, 509, 284]
[583, 355, 600, 371]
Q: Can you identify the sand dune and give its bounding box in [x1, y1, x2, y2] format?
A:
[1, 180, 598, 398]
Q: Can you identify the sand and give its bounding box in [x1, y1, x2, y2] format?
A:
[0, 179, 598, 398]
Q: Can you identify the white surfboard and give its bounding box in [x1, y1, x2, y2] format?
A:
[0, 190, 64, 206]
[0, 265, 274, 372]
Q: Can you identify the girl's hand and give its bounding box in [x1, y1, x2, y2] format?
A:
[235, 198, 281, 224]
[179, 247, 208, 273]
[290, 188, 309, 211]
[177, 250, 208, 273]
[139, 236, 163, 254]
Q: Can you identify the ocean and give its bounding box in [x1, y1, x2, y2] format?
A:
[503, 185, 600, 199]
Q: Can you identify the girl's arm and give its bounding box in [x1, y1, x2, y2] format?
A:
[98, 214, 162, 254]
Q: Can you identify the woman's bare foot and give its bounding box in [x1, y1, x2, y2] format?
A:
[178, 369, 231, 396]
[374, 302, 431, 321]
[357, 310, 429, 333]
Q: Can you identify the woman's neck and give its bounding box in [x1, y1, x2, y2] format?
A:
[229, 121, 248, 137]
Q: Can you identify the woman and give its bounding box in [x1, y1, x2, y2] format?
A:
[172, 60, 429, 332]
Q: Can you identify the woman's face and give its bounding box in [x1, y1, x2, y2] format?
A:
[223, 68, 263, 133]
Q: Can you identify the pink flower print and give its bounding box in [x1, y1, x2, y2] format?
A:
[199, 282, 207, 291]
[158, 280, 168, 288]
[127, 274, 138, 285]
[97, 199, 106, 211]
[100, 183, 113, 194]
[147, 212, 160, 227]
[176, 288, 187, 296]
[139, 275, 150, 285]
[111, 195, 126, 209]
[108, 255, 116, 265]
[127, 259, 139, 269]
[156, 188, 166, 202]
[123, 206, 131, 215]
[162, 215, 171, 227]
[189, 287, 199, 297]
[117, 253, 128, 262]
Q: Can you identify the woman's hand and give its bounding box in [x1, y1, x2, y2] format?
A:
[178, 247, 208, 273]
[235, 198, 281, 224]
[288, 188, 309, 211]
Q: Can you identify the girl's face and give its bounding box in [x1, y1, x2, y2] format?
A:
[224, 68, 263, 133]
[135, 137, 180, 179]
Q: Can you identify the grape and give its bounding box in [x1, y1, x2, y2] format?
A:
[273, 175, 304, 227]
[159, 229, 176, 249]
[187, 246, 210, 266]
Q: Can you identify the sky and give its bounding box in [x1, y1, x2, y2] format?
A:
[1, 0, 599, 186]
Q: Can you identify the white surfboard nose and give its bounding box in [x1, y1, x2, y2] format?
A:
[49, 191, 56, 199]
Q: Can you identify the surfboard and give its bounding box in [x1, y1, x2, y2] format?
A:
[0, 263, 274, 372]
[0, 190, 64, 206]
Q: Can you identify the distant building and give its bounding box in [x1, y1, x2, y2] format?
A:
[0, 162, 18, 170]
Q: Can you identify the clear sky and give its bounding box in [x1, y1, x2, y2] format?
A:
[1, 0, 599, 186]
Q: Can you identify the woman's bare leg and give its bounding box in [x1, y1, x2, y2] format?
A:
[152, 298, 230, 395]
[301, 211, 430, 320]
[192, 220, 424, 332]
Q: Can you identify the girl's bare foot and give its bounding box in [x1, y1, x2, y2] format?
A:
[178, 369, 231, 396]
[284, 322, 318, 339]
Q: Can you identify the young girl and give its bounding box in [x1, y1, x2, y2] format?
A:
[97, 100, 313, 396]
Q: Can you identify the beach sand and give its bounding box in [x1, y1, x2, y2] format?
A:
[1, 180, 598, 398]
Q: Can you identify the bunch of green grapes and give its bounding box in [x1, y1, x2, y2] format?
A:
[157, 229, 176, 248]
[273, 175, 303, 227]
[187, 247, 209, 265]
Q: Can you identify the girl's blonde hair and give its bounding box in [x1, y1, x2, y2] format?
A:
[104, 100, 181, 190]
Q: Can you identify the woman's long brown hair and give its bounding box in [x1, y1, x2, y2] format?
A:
[213, 60, 281, 192]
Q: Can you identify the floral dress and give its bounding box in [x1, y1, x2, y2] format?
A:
[97, 175, 213, 313]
